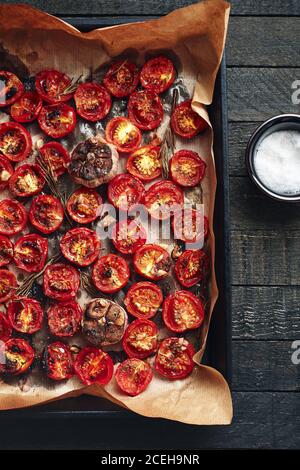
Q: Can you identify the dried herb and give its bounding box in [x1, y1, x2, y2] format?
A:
[61, 74, 84, 95]
[160, 88, 178, 179]
[81, 271, 99, 298]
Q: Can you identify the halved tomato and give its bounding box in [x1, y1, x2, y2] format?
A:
[124, 281, 163, 319]
[173, 209, 209, 245]
[42, 342, 74, 381]
[38, 103, 76, 138]
[0, 235, 14, 267]
[43, 263, 80, 301]
[39, 142, 70, 179]
[103, 60, 139, 98]
[105, 117, 142, 154]
[14, 234, 48, 273]
[128, 90, 163, 131]
[74, 346, 114, 386]
[0, 338, 34, 376]
[115, 358, 153, 396]
[122, 319, 158, 359]
[170, 150, 206, 188]
[92, 254, 130, 294]
[140, 56, 175, 94]
[74, 83, 111, 122]
[127, 145, 161, 182]
[0, 312, 12, 341]
[162, 290, 204, 333]
[47, 300, 82, 338]
[0, 269, 17, 303]
[60, 228, 101, 267]
[0, 71, 24, 108]
[67, 187, 102, 224]
[0, 122, 32, 162]
[7, 297, 43, 334]
[171, 100, 208, 139]
[133, 244, 171, 281]
[9, 164, 45, 197]
[112, 219, 146, 255]
[155, 337, 195, 380]
[0, 156, 13, 189]
[29, 194, 64, 235]
[35, 69, 73, 104]
[144, 180, 183, 220]
[10, 91, 42, 123]
[108, 174, 145, 211]
[0, 199, 27, 236]
[175, 249, 209, 288]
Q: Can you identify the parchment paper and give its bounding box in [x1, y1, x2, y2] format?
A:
[0, 0, 232, 425]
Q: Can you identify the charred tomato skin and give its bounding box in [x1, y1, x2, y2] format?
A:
[92, 254, 130, 294]
[42, 341, 74, 381]
[74, 347, 114, 386]
[111, 219, 147, 255]
[38, 103, 77, 139]
[128, 89, 163, 131]
[66, 187, 102, 224]
[0, 71, 24, 108]
[10, 91, 42, 123]
[9, 164, 45, 198]
[155, 337, 195, 380]
[0, 199, 27, 236]
[124, 281, 163, 319]
[162, 290, 205, 333]
[107, 173, 145, 212]
[171, 100, 208, 139]
[0, 156, 14, 190]
[144, 180, 184, 221]
[47, 300, 83, 338]
[39, 141, 70, 179]
[74, 83, 111, 122]
[140, 56, 176, 94]
[103, 60, 139, 98]
[115, 358, 153, 396]
[0, 311, 12, 341]
[174, 249, 209, 288]
[105, 117, 142, 154]
[7, 297, 44, 334]
[0, 338, 35, 376]
[29, 194, 64, 235]
[133, 244, 171, 281]
[60, 227, 101, 267]
[170, 150, 206, 188]
[0, 235, 14, 267]
[122, 319, 158, 359]
[35, 69, 73, 104]
[43, 263, 80, 301]
[14, 233, 48, 273]
[126, 145, 161, 182]
[0, 121, 32, 162]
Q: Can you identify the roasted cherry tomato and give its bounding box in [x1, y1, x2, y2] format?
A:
[175, 249, 209, 288]
[7, 297, 43, 334]
[171, 100, 208, 139]
[0, 270, 17, 303]
[9, 164, 45, 197]
[38, 103, 76, 139]
[124, 281, 163, 319]
[173, 209, 209, 245]
[60, 228, 101, 267]
[112, 219, 146, 255]
[67, 187, 102, 224]
[0, 71, 24, 108]
[155, 337, 195, 380]
[103, 60, 139, 98]
[42, 342, 74, 381]
[74, 83, 111, 122]
[39, 142, 70, 179]
[0, 156, 13, 189]
[144, 180, 183, 220]
[170, 150, 206, 188]
[0, 199, 27, 236]
[43, 263, 80, 301]
[47, 300, 82, 338]
[14, 234, 48, 273]
[128, 90, 163, 131]
[10, 91, 42, 123]
[0, 235, 14, 267]
[35, 69, 73, 104]
[108, 174, 145, 211]
[140, 56, 175, 94]
[162, 290, 204, 333]
[0, 122, 32, 162]
[122, 319, 158, 359]
[126, 145, 161, 182]
[29, 194, 64, 234]
[74, 346, 114, 386]
[105, 117, 142, 154]
[133, 244, 171, 281]
[92, 254, 130, 294]
[0, 338, 34, 376]
[0, 312, 12, 341]
[115, 358, 153, 396]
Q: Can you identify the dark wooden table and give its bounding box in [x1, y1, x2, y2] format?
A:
[0, 0, 299, 450]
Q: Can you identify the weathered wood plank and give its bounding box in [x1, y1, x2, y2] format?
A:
[230, 177, 300, 230]
[230, 0, 300, 16]
[232, 341, 300, 391]
[227, 17, 300, 67]
[228, 123, 262, 176]
[227, 68, 299, 121]
[231, 231, 300, 285]
[232, 286, 300, 340]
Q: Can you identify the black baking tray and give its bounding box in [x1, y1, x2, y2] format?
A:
[0, 17, 231, 420]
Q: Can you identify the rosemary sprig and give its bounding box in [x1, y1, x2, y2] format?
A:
[160, 88, 178, 179]
[61, 74, 84, 95]
[81, 271, 99, 298]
